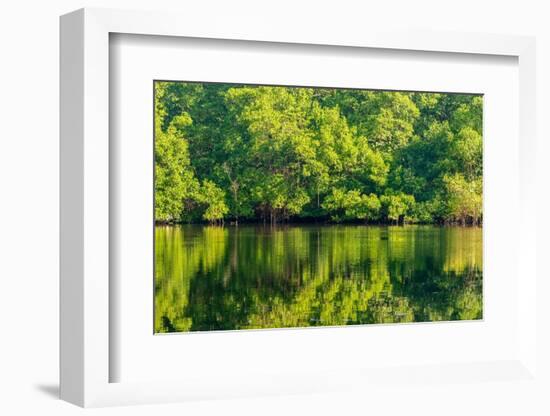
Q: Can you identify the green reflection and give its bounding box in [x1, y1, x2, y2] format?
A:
[154, 225, 482, 333]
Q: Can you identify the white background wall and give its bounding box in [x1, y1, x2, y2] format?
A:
[0, 1, 548, 415]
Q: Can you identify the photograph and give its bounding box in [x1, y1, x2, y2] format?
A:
[154, 81, 483, 333]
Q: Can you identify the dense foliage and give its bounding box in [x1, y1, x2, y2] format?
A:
[155, 82, 482, 225]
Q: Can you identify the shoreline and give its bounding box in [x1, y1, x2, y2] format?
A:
[155, 222, 483, 228]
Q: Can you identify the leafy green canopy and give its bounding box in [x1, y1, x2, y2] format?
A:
[154, 82, 482, 225]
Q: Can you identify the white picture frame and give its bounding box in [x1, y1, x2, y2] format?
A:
[60, 7, 538, 407]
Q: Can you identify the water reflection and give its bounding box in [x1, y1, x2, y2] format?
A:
[154, 225, 482, 332]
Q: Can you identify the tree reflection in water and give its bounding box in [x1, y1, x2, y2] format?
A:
[154, 225, 482, 333]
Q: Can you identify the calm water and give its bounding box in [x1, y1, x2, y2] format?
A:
[154, 225, 482, 333]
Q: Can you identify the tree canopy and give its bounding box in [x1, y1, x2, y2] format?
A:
[154, 82, 483, 225]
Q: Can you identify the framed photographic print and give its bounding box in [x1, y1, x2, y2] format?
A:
[60, 8, 539, 408]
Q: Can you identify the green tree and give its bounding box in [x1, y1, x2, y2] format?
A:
[442, 174, 482, 225]
[380, 193, 415, 224]
[449, 127, 482, 181]
[196, 180, 229, 224]
[154, 111, 199, 222]
[345, 192, 382, 222]
[224, 86, 316, 222]
[322, 189, 381, 223]
[154, 81, 483, 226]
